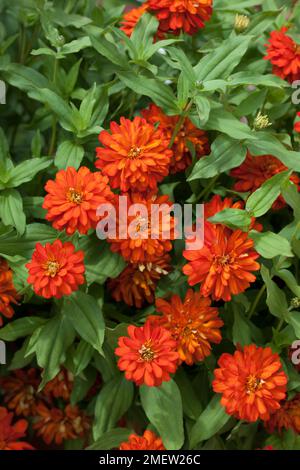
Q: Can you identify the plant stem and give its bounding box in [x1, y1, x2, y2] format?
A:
[48, 118, 57, 156]
[248, 284, 266, 319]
[169, 100, 193, 149]
[195, 175, 219, 202]
[275, 318, 284, 333]
[19, 25, 27, 64]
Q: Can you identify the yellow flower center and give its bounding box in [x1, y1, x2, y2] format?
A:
[215, 254, 232, 266]
[246, 374, 262, 394]
[44, 260, 60, 277]
[128, 146, 142, 159]
[67, 187, 83, 204]
[139, 340, 156, 362]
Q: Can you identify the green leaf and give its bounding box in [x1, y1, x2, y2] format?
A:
[247, 132, 300, 171]
[35, 313, 76, 389]
[117, 71, 180, 114]
[31, 89, 76, 132]
[93, 376, 134, 440]
[70, 368, 97, 404]
[232, 304, 263, 346]
[261, 265, 289, 320]
[228, 72, 285, 88]
[281, 181, 300, 220]
[6, 157, 52, 188]
[194, 95, 211, 126]
[89, 33, 128, 68]
[60, 37, 91, 55]
[175, 369, 202, 420]
[202, 105, 256, 140]
[0, 223, 64, 257]
[250, 231, 293, 258]
[275, 269, 300, 298]
[72, 340, 94, 376]
[55, 140, 84, 170]
[0, 127, 13, 176]
[63, 291, 105, 354]
[288, 312, 300, 338]
[246, 171, 290, 217]
[208, 208, 251, 231]
[87, 428, 132, 450]
[190, 395, 230, 448]
[0, 317, 47, 341]
[194, 35, 251, 81]
[188, 136, 247, 180]
[3, 63, 53, 95]
[130, 13, 159, 60]
[140, 380, 184, 450]
[0, 189, 26, 235]
[79, 237, 125, 286]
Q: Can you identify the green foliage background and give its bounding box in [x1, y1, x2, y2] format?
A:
[0, 0, 300, 450]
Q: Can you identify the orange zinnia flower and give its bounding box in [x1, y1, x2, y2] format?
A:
[266, 394, 300, 434]
[142, 104, 209, 173]
[183, 223, 260, 301]
[212, 345, 288, 422]
[0, 369, 39, 417]
[0, 258, 20, 326]
[96, 116, 172, 193]
[33, 403, 90, 445]
[43, 369, 74, 401]
[108, 193, 175, 263]
[120, 430, 165, 450]
[230, 152, 300, 210]
[154, 289, 223, 365]
[115, 320, 179, 387]
[148, 0, 213, 35]
[205, 194, 262, 232]
[108, 254, 171, 308]
[26, 240, 85, 299]
[120, 4, 149, 37]
[264, 27, 300, 83]
[0, 407, 33, 450]
[43, 166, 115, 235]
[295, 112, 300, 133]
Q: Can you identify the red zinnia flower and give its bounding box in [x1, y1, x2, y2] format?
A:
[213, 345, 288, 422]
[142, 104, 209, 173]
[108, 253, 171, 308]
[120, 430, 165, 450]
[294, 112, 300, 133]
[0, 407, 33, 450]
[266, 394, 300, 434]
[33, 403, 90, 445]
[26, 240, 85, 299]
[108, 193, 175, 263]
[43, 369, 74, 401]
[148, 0, 213, 35]
[264, 27, 300, 83]
[154, 289, 223, 365]
[183, 223, 260, 301]
[0, 258, 20, 326]
[230, 152, 300, 210]
[115, 320, 179, 387]
[0, 369, 39, 417]
[96, 116, 172, 193]
[43, 166, 115, 235]
[120, 4, 149, 37]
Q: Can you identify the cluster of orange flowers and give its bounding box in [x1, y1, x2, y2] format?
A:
[0, 368, 91, 446]
[121, 0, 213, 37]
[2, 7, 300, 451]
[0, 258, 20, 326]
